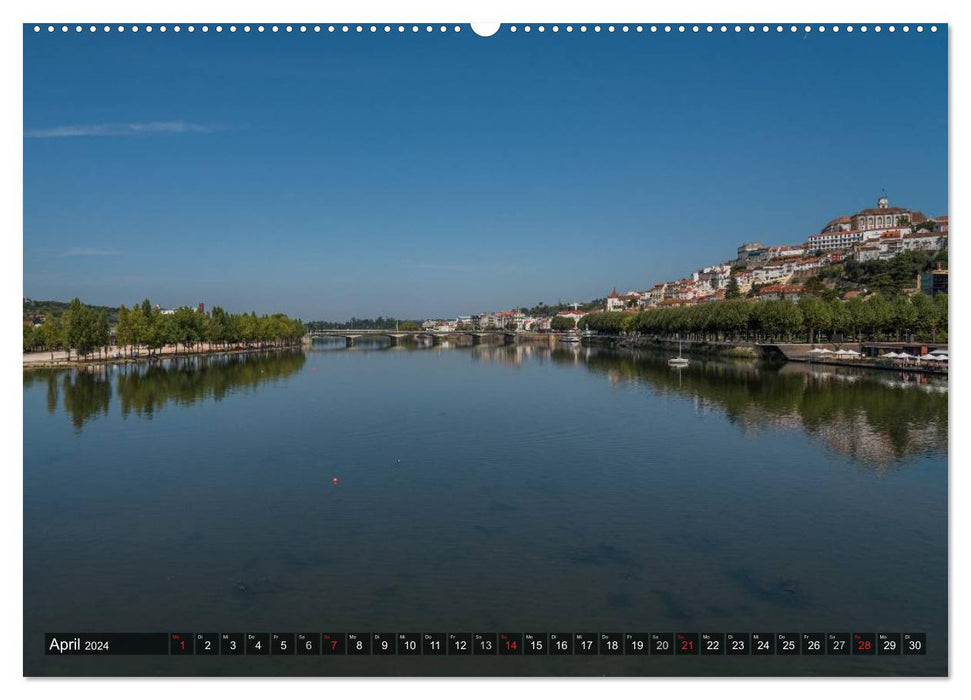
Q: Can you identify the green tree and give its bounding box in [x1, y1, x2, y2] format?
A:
[725, 276, 741, 299]
[910, 293, 935, 340]
[826, 298, 850, 342]
[932, 293, 948, 341]
[144, 306, 170, 356]
[844, 297, 865, 341]
[115, 305, 133, 357]
[798, 296, 830, 344]
[891, 294, 918, 341]
[550, 315, 577, 331]
[39, 316, 64, 361]
[62, 297, 98, 360]
[171, 306, 204, 354]
[780, 300, 804, 341]
[23, 324, 39, 352]
[93, 311, 111, 359]
[865, 293, 893, 341]
[126, 303, 147, 356]
[206, 306, 231, 348]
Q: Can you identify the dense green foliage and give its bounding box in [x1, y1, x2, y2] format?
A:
[820, 249, 947, 298]
[23, 298, 119, 324]
[550, 315, 578, 331]
[24, 297, 305, 359]
[579, 292, 947, 343]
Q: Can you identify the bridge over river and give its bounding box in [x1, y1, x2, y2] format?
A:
[306, 329, 518, 347]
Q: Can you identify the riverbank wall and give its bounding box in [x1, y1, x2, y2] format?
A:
[759, 341, 947, 375]
[584, 335, 761, 359]
[515, 332, 556, 345]
[23, 342, 302, 371]
[580, 336, 947, 375]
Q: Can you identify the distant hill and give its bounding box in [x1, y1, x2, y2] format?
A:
[23, 298, 120, 324]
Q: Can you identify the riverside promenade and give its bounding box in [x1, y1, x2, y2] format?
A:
[762, 341, 949, 374]
[583, 335, 948, 375]
[22, 341, 299, 370]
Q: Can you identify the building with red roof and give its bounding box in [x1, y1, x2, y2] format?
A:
[808, 194, 926, 251]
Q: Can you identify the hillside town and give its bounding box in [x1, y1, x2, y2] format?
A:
[421, 194, 948, 332]
[24, 194, 949, 345]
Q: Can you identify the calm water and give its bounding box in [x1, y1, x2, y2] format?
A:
[23, 342, 948, 676]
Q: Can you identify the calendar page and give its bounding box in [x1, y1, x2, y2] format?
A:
[21, 14, 948, 680]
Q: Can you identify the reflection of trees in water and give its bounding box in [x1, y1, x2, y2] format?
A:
[115, 351, 306, 418]
[62, 369, 112, 430]
[22, 367, 112, 430]
[25, 351, 306, 429]
[23, 369, 62, 415]
[571, 349, 947, 468]
[26, 345, 945, 467]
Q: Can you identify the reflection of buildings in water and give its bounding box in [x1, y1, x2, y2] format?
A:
[548, 346, 587, 368]
[471, 343, 591, 369]
[734, 408, 804, 434]
[589, 353, 946, 469]
[784, 363, 947, 394]
[810, 412, 944, 472]
[732, 406, 942, 470]
[472, 345, 526, 367]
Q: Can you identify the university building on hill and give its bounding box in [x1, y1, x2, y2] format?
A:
[806, 195, 944, 252]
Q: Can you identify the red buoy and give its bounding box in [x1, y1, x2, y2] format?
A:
[332, 477, 339, 486]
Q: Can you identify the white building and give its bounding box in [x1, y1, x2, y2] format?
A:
[807, 195, 925, 252]
[751, 263, 792, 286]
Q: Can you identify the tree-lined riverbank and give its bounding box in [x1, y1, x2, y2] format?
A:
[579, 292, 947, 344]
[23, 341, 298, 370]
[23, 297, 305, 365]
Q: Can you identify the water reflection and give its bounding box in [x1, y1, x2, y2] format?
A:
[24, 351, 305, 428]
[25, 345, 945, 467]
[470, 344, 947, 468]
[115, 352, 305, 418]
[577, 347, 946, 468]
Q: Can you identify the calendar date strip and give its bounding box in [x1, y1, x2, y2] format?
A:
[46, 632, 926, 656]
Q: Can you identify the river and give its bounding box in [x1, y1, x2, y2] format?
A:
[23, 341, 947, 676]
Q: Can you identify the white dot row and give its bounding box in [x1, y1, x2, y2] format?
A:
[31, 24, 941, 35]
[510, 24, 939, 34]
[32, 24, 465, 34]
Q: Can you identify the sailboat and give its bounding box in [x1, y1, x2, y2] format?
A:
[668, 337, 690, 367]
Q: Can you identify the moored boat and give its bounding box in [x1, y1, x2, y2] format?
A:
[668, 338, 690, 367]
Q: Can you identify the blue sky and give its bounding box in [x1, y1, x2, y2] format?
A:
[23, 25, 947, 320]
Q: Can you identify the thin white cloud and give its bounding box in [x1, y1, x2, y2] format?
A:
[25, 121, 217, 138]
[59, 248, 123, 257]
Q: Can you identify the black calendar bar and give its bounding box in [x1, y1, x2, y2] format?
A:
[45, 633, 169, 655]
[44, 632, 927, 656]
